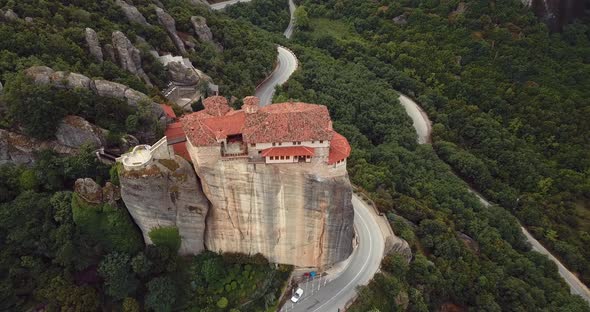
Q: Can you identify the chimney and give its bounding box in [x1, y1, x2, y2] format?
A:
[242, 96, 260, 114]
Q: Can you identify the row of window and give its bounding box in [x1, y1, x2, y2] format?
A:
[269, 140, 324, 147]
[268, 155, 312, 160]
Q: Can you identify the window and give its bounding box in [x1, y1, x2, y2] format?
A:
[319, 140, 324, 144]
[272, 142, 276, 146]
[281, 156, 285, 160]
[293, 141, 296, 145]
[312, 141, 315, 144]
[250, 143, 255, 147]
[258, 151, 262, 154]
[270, 156, 273, 160]
[278, 142, 282, 146]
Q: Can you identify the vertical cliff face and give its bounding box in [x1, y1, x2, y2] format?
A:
[119, 155, 209, 254]
[193, 157, 354, 268]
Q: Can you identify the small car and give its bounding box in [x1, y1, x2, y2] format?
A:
[290, 287, 304, 303]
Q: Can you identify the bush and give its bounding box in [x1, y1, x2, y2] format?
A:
[217, 297, 229, 309]
[148, 226, 181, 253]
[71, 193, 142, 254]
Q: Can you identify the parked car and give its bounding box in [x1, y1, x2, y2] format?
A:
[291, 287, 304, 303]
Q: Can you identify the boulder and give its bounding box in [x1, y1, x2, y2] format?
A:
[124, 88, 152, 107]
[389, 236, 413, 262]
[112, 31, 152, 86]
[24, 17, 33, 23]
[393, 14, 407, 25]
[115, 0, 149, 26]
[94, 79, 128, 99]
[24, 66, 54, 85]
[190, 16, 213, 43]
[112, 31, 141, 74]
[55, 115, 106, 149]
[85, 28, 104, 63]
[0, 129, 75, 166]
[4, 9, 19, 22]
[166, 61, 200, 85]
[74, 178, 104, 204]
[75, 178, 121, 206]
[155, 8, 187, 55]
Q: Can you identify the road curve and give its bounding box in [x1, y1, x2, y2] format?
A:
[282, 195, 385, 312]
[254, 46, 298, 106]
[209, 0, 252, 10]
[400, 94, 590, 303]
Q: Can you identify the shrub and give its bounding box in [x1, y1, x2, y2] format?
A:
[216, 297, 229, 309]
[148, 226, 181, 253]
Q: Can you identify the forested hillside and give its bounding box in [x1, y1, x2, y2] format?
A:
[0, 0, 289, 310]
[231, 0, 590, 310]
[283, 0, 590, 289]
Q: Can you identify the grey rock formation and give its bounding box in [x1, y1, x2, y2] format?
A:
[530, 0, 586, 31]
[3, 9, 19, 22]
[0, 81, 3, 95]
[155, 8, 187, 55]
[191, 16, 213, 43]
[85, 28, 104, 63]
[0, 129, 75, 165]
[103, 44, 116, 63]
[24, 17, 33, 23]
[75, 178, 121, 206]
[194, 161, 354, 268]
[120, 156, 210, 255]
[115, 0, 149, 25]
[389, 236, 412, 263]
[24, 66, 165, 129]
[112, 31, 152, 86]
[94, 79, 128, 99]
[167, 61, 201, 85]
[56, 115, 107, 149]
[393, 14, 407, 25]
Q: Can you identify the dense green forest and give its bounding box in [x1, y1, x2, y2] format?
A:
[280, 0, 590, 288]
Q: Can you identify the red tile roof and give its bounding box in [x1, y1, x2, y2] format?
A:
[261, 146, 315, 157]
[165, 122, 185, 142]
[160, 104, 177, 119]
[172, 142, 191, 161]
[180, 97, 334, 147]
[328, 131, 351, 165]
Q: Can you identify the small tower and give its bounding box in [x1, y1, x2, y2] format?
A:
[242, 96, 260, 114]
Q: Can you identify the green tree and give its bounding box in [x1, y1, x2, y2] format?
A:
[98, 253, 139, 300]
[145, 275, 176, 312]
[148, 226, 181, 253]
[294, 6, 310, 30]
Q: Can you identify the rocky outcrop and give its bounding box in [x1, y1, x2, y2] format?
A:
[3, 9, 19, 22]
[192, 160, 354, 268]
[85, 28, 103, 63]
[191, 16, 213, 43]
[75, 178, 121, 206]
[0, 81, 3, 95]
[167, 61, 201, 85]
[56, 115, 107, 149]
[389, 236, 412, 263]
[119, 156, 210, 255]
[392, 14, 407, 25]
[115, 0, 149, 26]
[155, 8, 187, 55]
[0, 129, 75, 165]
[24, 66, 166, 137]
[112, 31, 152, 86]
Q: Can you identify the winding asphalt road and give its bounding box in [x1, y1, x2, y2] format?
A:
[399, 94, 590, 303]
[282, 196, 385, 312]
